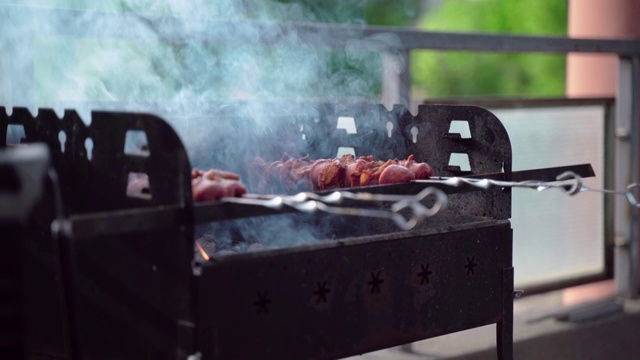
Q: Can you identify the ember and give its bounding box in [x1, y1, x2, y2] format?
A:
[195, 240, 210, 261]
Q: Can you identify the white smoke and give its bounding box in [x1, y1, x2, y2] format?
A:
[2, 1, 410, 160]
[0, 0, 409, 250]
[0, 1, 400, 121]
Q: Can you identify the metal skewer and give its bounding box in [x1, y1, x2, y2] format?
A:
[223, 171, 589, 231]
[223, 169, 640, 231]
[62, 168, 638, 238]
[417, 170, 640, 208]
[415, 171, 584, 195]
[223, 187, 449, 231]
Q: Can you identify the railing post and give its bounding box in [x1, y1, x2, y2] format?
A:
[614, 55, 639, 298]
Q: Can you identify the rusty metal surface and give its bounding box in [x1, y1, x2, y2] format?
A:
[2, 104, 514, 359]
[1, 107, 197, 359]
[0, 107, 193, 214]
[197, 221, 513, 360]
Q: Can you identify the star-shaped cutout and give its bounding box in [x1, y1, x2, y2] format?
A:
[313, 281, 331, 304]
[417, 263, 433, 285]
[254, 291, 271, 314]
[464, 256, 478, 276]
[367, 271, 384, 294]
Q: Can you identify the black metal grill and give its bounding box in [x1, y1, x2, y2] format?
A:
[2, 104, 519, 359]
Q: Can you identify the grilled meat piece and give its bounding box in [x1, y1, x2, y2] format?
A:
[192, 176, 247, 202]
[281, 156, 313, 192]
[401, 154, 434, 179]
[127, 168, 247, 202]
[379, 164, 416, 184]
[126, 173, 151, 198]
[256, 154, 433, 192]
[310, 158, 347, 190]
[193, 168, 241, 181]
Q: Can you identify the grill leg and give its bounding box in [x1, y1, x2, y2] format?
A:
[0, 222, 26, 359]
[497, 266, 514, 360]
[497, 317, 513, 360]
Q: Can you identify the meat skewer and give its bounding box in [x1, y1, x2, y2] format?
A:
[127, 168, 247, 203]
[256, 154, 433, 192]
[127, 155, 433, 202]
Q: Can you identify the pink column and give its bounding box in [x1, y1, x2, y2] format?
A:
[568, 0, 640, 298]
[566, 0, 640, 97]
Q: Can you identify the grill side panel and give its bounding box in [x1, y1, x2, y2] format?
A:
[197, 221, 512, 360]
[1, 108, 197, 359]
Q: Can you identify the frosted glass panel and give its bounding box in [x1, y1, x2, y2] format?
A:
[491, 106, 605, 288]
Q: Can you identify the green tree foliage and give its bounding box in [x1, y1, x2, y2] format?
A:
[363, 0, 422, 27]
[412, 0, 568, 98]
[272, 0, 421, 25]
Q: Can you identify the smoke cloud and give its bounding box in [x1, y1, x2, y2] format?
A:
[1, 1, 409, 252]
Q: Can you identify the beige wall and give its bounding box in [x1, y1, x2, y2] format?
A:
[566, 0, 640, 97]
